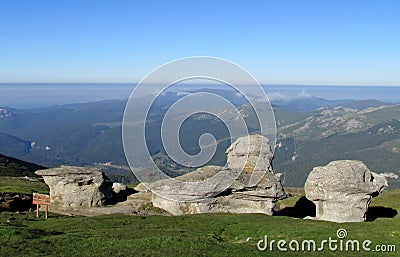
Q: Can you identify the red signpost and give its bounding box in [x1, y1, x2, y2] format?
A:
[32, 193, 50, 219]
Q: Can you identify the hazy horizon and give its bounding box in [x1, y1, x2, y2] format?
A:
[1, 83, 399, 109]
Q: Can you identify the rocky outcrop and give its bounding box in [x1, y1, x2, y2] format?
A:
[35, 166, 113, 210]
[147, 134, 287, 215]
[305, 160, 388, 223]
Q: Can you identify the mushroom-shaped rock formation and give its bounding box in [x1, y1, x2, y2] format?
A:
[35, 166, 113, 210]
[305, 160, 388, 223]
[146, 134, 287, 215]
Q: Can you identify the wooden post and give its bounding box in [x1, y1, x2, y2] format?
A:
[33, 193, 50, 219]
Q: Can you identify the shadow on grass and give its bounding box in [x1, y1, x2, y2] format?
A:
[366, 206, 398, 221]
[276, 196, 398, 221]
[275, 196, 316, 218]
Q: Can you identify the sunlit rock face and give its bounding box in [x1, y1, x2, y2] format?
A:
[147, 134, 287, 215]
[36, 166, 113, 210]
[305, 160, 388, 223]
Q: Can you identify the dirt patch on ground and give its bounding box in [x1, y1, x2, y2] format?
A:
[0, 192, 34, 212]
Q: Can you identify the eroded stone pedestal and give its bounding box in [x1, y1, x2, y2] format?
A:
[305, 160, 388, 223]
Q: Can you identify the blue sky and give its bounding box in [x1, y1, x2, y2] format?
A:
[1, 0, 399, 85]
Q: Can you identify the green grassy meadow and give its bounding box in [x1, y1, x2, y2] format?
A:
[0, 187, 398, 256]
[0, 177, 49, 195]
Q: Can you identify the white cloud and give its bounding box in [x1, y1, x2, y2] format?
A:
[267, 92, 287, 101]
[176, 91, 190, 96]
[298, 89, 311, 98]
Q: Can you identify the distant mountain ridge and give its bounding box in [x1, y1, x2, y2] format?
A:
[0, 92, 398, 187]
[274, 118, 400, 188]
[272, 97, 393, 112]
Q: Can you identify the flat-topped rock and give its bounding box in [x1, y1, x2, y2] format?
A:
[35, 166, 101, 176]
[35, 166, 113, 210]
[305, 160, 388, 223]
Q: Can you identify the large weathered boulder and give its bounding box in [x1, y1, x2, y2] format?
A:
[35, 166, 113, 210]
[305, 160, 388, 223]
[148, 134, 287, 215]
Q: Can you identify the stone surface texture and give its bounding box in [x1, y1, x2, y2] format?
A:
[35, 166, 113, 210]
[147, 134, 287, 215]
[305, 160, 388, 223]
